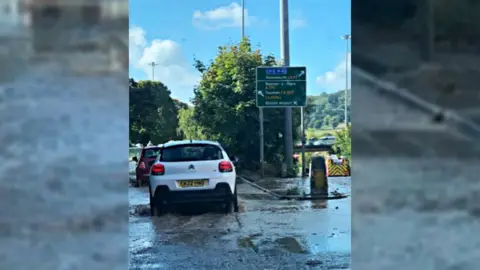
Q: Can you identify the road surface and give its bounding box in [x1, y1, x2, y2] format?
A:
[352, 72, 480, 270]
[0, 23, 128, 269]
[129, 178, 351, 270]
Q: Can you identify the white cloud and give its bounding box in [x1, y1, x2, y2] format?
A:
[290, 10, 307, 30]
[291, 18, 307, 30]
[129, 26, 200, 102]
[315, 52, 351, 92]
[192, 2, 258, 30]
[129, 26, 146, 64]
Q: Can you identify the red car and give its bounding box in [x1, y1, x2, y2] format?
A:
[133, 146, 162, 187]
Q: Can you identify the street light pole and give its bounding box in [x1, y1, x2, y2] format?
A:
[301, 105, 306, 177]
[241, 0, 245, 38]
[341, 34, 350, 127]
[149, 61, 158, 80]
[280, 0, 293, 174]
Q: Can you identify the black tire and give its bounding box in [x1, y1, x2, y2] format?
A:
[148, 186, 155, 216]
[151, 193, 166, 217]
[225, 200, 234, 214]
[233, 186, 239, 212]
[225, 185, 239, 214]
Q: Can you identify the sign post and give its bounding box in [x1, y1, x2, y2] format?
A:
[256, 66, 307, 177]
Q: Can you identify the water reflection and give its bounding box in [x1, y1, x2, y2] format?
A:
[311, 200, 328, 209]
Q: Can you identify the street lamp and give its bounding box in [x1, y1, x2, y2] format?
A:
[149, 61, 158, 80]
[241, 0, 245, 38]
[341, 34, 350, 128]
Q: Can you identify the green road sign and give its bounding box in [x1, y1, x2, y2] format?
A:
[256, 66, 307, 107]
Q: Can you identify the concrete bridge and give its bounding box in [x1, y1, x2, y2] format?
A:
[293, 144, 333, 153]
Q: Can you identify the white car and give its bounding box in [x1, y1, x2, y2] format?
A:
[148, 140, 239, 216]
[319, 136, 336, 145]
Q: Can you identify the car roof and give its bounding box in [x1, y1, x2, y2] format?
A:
[162, 140, 221, 148]
[143, 145, 162, 150]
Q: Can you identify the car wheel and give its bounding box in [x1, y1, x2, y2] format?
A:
[233, 186, 239, 213]
[225, 200, 234, 214]
[148, 186, 154, 216]
[152, 194, 166, 217]
[225, 185, 238, 214]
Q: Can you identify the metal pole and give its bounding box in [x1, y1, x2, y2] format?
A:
[259, 108, 265, 178]
[149, 61, 157, 80]
[344, 37, 348, 127]
[280, 0, 293, 173]
[301, 106, 306, 177]
[241, 0, 245, 39]
[341, 34, 350, 127]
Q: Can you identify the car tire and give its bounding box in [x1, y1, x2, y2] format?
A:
[233, 186, 239, 213]
[148, 186, 155, 216]
[225, 185, 239, 214]
[225, 200, 234, 214]
[152, 194, 166, 217]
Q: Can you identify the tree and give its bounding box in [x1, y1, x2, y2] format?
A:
[172, 98, 189, 111]
[129, 78, 138, 87]
[129, 79, 179, 144]
[333, 124, 351, 158]
[433, 0, 480, 48]
[305, 89, 350, 130]
[177, 106, 206, 140]
[189, 38, 299, 168]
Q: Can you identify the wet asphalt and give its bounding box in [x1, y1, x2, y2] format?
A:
[129, 178, 351, 270]
[352, 71, 480, 270]
[0, 48, 128, 269]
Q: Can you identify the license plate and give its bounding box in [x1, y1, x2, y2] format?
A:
[177, 180, 208, 188]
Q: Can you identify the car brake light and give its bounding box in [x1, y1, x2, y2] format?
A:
[138, 161, 146, 169]
[219, 161, 233, 173]
[151, 164, 165, 175]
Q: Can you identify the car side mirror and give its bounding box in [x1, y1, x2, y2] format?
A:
[131, 156, 138, 162]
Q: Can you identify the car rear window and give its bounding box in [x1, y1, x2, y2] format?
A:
[142, 148, 162, 159]
[160, 144, 223, 162]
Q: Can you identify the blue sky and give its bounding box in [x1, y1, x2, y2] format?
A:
[129, 0, 351, 102]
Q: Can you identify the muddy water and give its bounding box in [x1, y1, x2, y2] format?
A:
[0, 17, 128, 269]
[129, 179, 351, 269]
[352, 75, 480, 270]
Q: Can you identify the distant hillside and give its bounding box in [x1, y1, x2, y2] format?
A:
[306, 89, 351, 129]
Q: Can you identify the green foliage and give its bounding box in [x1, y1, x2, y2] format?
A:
[177, 106, 207, 140]
[172, 98, 189, 111]
[354, 0, 480, 48]
[333, 124, 351, 158]
[129, 79, 179, 145]
[305, 90, 350, 130]
[187, 38, 299, 167]
[434, 0, 480, 45]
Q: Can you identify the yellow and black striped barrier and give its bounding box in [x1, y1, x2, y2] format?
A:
[326, 157, 350, 177]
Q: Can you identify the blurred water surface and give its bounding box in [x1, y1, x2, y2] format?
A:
[0, 1, 129, 269]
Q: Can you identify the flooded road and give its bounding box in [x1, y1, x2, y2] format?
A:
[129, 178, 351, 269]
[352, 71, 480, 269]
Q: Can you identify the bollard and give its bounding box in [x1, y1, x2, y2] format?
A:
[309, 156, 328, 195]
